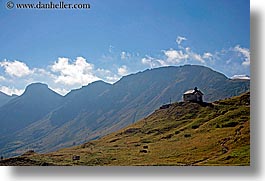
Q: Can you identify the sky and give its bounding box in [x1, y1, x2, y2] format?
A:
[0, 0, 250, 96]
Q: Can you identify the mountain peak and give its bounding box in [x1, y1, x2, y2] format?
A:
[22, 83, 58, 97]
[0, 82, 63, 137]
[86, 80, 110, 87]
[66, 80, 111, 97]
[26, 82, 48, 89]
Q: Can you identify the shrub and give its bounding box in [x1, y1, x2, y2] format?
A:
[175, 130, 180, 134]
[221, 121, 239, 128]
[191, 124, 199, 129]
[184, 133, 191, 138]
[162, 134, 173, 139]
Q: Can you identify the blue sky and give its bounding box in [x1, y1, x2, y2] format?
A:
[0, 0, 250, 95]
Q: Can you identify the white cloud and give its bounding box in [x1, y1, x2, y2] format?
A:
[163, 49, 188, 64]
[0, 76, 5, 81]
[96, 68, 120, 83]
[141, 57, 152, 65]
[156, 59, 168, 66]
[176, 36, 187, 45]
[0, 86, 24, 96]
[105, 75, 119, 83]
[163, 46, 207, 65]
[0, 60, 32, 77]
[226, 58, 232, 64]
[141, 56, 167, 68]
[50, 87, 69, 96]
[121, 52, 126, 60]
[0, 40, 250, 97]
[51, 57, 100, 86]
[120, 51, 131, 60]
[140, 37, 249, 77]
[0, 57, 123, 96]
[109, 45, 114, 53]
[231, 74, 250, 80]
[97, 68, 112, 75]
[203, 52, 213, 59]
[233, 45, 250, 66]
[184, 48, 206, 64]
[118, 65, 129, 76]
[34, 68, 54, 76]
[190, 53, 205, 64]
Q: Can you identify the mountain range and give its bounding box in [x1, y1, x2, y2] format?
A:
[0, 65, 250, 157]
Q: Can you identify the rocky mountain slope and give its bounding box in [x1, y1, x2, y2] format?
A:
[0, 92, 250, 166]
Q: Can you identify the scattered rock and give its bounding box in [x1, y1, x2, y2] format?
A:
[109, 138, 120, 143]
[160, 104, 170, 109]
[72, 155, 80, 161]
[162, 134, 173, 139]
[81, 142, 94, 149]
[222, 147, 229, 154]
[21, 150, 36, 156]
[124, 128, 141, 134]
[225, 155, 233, 160]
[139, 149, 148, 153]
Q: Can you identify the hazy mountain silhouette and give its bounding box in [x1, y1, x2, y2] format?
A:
[0, 65, 250, 157]
[0, 92, 17, 108]
[0, 83, 63, 136]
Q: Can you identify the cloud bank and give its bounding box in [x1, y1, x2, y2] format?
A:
[0, 36, 250, 96]
[0, 60, 33, 77]
[142, 36, 250, 77]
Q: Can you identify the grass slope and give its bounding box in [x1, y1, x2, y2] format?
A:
[0, 92, 250, 166]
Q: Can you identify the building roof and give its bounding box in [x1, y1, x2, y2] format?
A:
[183, 89, 204, 95]
[184, 90, 196, 94]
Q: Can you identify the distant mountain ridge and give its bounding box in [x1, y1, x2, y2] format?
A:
[0, 65, 250, 157]
[0, 83, 63, 142]
[0, 92, 17, 108]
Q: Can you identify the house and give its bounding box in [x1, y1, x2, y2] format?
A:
[183, 87, 204, 102]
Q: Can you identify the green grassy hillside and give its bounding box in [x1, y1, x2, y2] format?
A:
[0, 92, 250, 166]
